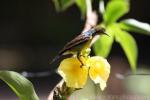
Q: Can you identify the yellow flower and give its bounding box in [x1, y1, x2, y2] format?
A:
[58, 56, 110, 90]
[88, 56, 110, 90]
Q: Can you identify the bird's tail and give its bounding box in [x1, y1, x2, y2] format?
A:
[50, 55, 60, 65]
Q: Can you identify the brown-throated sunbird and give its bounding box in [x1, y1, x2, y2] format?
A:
[51, 26, 108, 66]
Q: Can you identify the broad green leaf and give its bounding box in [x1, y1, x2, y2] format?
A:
[114, 25, 138, 71]
[0, 71, 39, 100]
[119, 19, 150, 36]
[75, 0, 86, 17]
[99, 0, 105, 14]
[93, 27, 114, 58]
[52, 0, 75, 11]
[104, 0, 129, 25]
[70, 79, 98, 100]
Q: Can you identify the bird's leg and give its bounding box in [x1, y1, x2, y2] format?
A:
[77, 52, 84, 68]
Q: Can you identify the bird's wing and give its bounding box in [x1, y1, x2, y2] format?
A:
[59, 34, 90, 55]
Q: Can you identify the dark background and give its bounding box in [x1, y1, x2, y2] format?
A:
[0, 0, 150, 99]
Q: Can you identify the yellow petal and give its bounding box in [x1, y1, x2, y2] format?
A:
[58, 57, 88, 88]
[88, 56, 110, 90]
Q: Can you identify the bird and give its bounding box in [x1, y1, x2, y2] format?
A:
[51, 26, 108, 66]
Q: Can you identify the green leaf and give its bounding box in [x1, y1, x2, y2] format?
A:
[119, 19, 150, 36]
[93, 27, 114, 58]
[75, 0, 86, 17]
[70, 79, 97, 100]
[104, 0, 129, 25]
[52, 0, 75, 11]
[0, 71, 39, 100]
[114, 25, 138, 71]
[99, 0, 105, 14]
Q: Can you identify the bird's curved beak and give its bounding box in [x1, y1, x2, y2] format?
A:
[104, 32, 110, 37]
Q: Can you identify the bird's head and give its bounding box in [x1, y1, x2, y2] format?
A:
[93, 27, 109, 36]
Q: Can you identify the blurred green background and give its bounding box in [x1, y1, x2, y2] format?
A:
[0, 0, 150, 99]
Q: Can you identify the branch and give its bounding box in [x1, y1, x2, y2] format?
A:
[82, 0, 98, 32]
